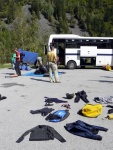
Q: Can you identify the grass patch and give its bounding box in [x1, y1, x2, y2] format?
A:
[0, 63, 11, 69]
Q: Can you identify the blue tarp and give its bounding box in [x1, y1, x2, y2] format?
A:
[23, 72, 63, 77]
[18, 49, 38, 65]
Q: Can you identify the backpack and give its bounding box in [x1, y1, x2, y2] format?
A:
[81, 104, 103, 118]
[45, 110, 70, 122]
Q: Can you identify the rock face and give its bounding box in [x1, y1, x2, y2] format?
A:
[69, 20, 89, 36]
[38, 13, 89, 36]
[22, 4, 32, 16]
[5, 4, 89, 37]
[22, 5, 89, 36]
[38, 14, 55, 35]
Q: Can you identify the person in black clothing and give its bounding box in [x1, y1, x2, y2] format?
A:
[34, 57, 48, 74]
[16, 125, 66, 143]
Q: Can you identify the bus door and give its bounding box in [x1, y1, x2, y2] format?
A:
[53, 39, 65, 65]
[80, 46, 97, 66]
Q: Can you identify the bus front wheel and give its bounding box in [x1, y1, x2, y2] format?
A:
[67, 61, 76, 69]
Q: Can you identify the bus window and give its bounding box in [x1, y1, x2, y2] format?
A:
[96, 40, 110, 49]
[66, 39, 81, 48]
[66, 43, 80, 48]
[110, 39, 113, 49]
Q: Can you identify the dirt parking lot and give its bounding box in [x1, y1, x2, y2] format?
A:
[0, 68, 113, 150]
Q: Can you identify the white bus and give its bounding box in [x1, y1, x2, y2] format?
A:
[46, 34, 113, 69]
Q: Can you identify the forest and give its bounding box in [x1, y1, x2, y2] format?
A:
[0, 0, 113, 63]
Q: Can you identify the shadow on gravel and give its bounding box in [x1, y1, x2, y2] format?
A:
[100, 76, 113, 78]
[58, 66, 102, 70]
[0, 82, 25, 88]
[98, 80, 113, 83]
[89, 80, 113, 83]
[30, 78, 49, 83]
[2, 73, 15, 75]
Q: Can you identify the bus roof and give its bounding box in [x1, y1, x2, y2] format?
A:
[49, 34, 81, 38]
[49, 34, 113, 41]
[48, 34, 113, 46]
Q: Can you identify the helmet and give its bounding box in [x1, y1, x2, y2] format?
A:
[66, 93, 74, 99]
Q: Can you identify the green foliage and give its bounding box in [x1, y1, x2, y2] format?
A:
[0, 22, 12, 63]
[0, 0, 113, 63]
[58, 18, 69, 33]
[54, 0, 66, 21]
[6, 0, 18, 23]
[31, 0, 42, 19]
[0, 63, 11, 68]
[42, 2, 54, 22]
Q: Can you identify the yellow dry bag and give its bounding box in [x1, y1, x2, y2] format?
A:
[82, 104, 103, 118]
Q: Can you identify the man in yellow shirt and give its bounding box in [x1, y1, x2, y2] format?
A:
[47, 45, 61, 83]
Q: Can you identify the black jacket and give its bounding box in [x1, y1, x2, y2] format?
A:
[65, 120, 108, 141]
[16, 125, 66, 143]
[30, 107, 54, 116]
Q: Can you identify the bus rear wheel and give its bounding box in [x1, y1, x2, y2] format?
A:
[67, 61, 76, 69]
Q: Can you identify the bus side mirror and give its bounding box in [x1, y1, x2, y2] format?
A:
[44, 45, 47, 55]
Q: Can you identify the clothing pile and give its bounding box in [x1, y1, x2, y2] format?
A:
[16, 91, 110, 143]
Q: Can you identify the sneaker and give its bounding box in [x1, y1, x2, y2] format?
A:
[5, 76, 11, 78]
[50, 80, 55, 83]
[55, 81, 61, 83]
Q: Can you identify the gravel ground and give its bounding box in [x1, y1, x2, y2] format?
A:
[0, 67, 113, 150]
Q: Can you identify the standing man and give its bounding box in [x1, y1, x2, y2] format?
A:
[47, 45, 61, 83]
[15, 48, 21, 76]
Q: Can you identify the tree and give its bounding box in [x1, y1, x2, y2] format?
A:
[54, 0, 66, 21]
[7, 0, 18, 23]
[31, 0, 42, 19]
[42, 2, 54, 22]
[58, 18, 69, 33]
